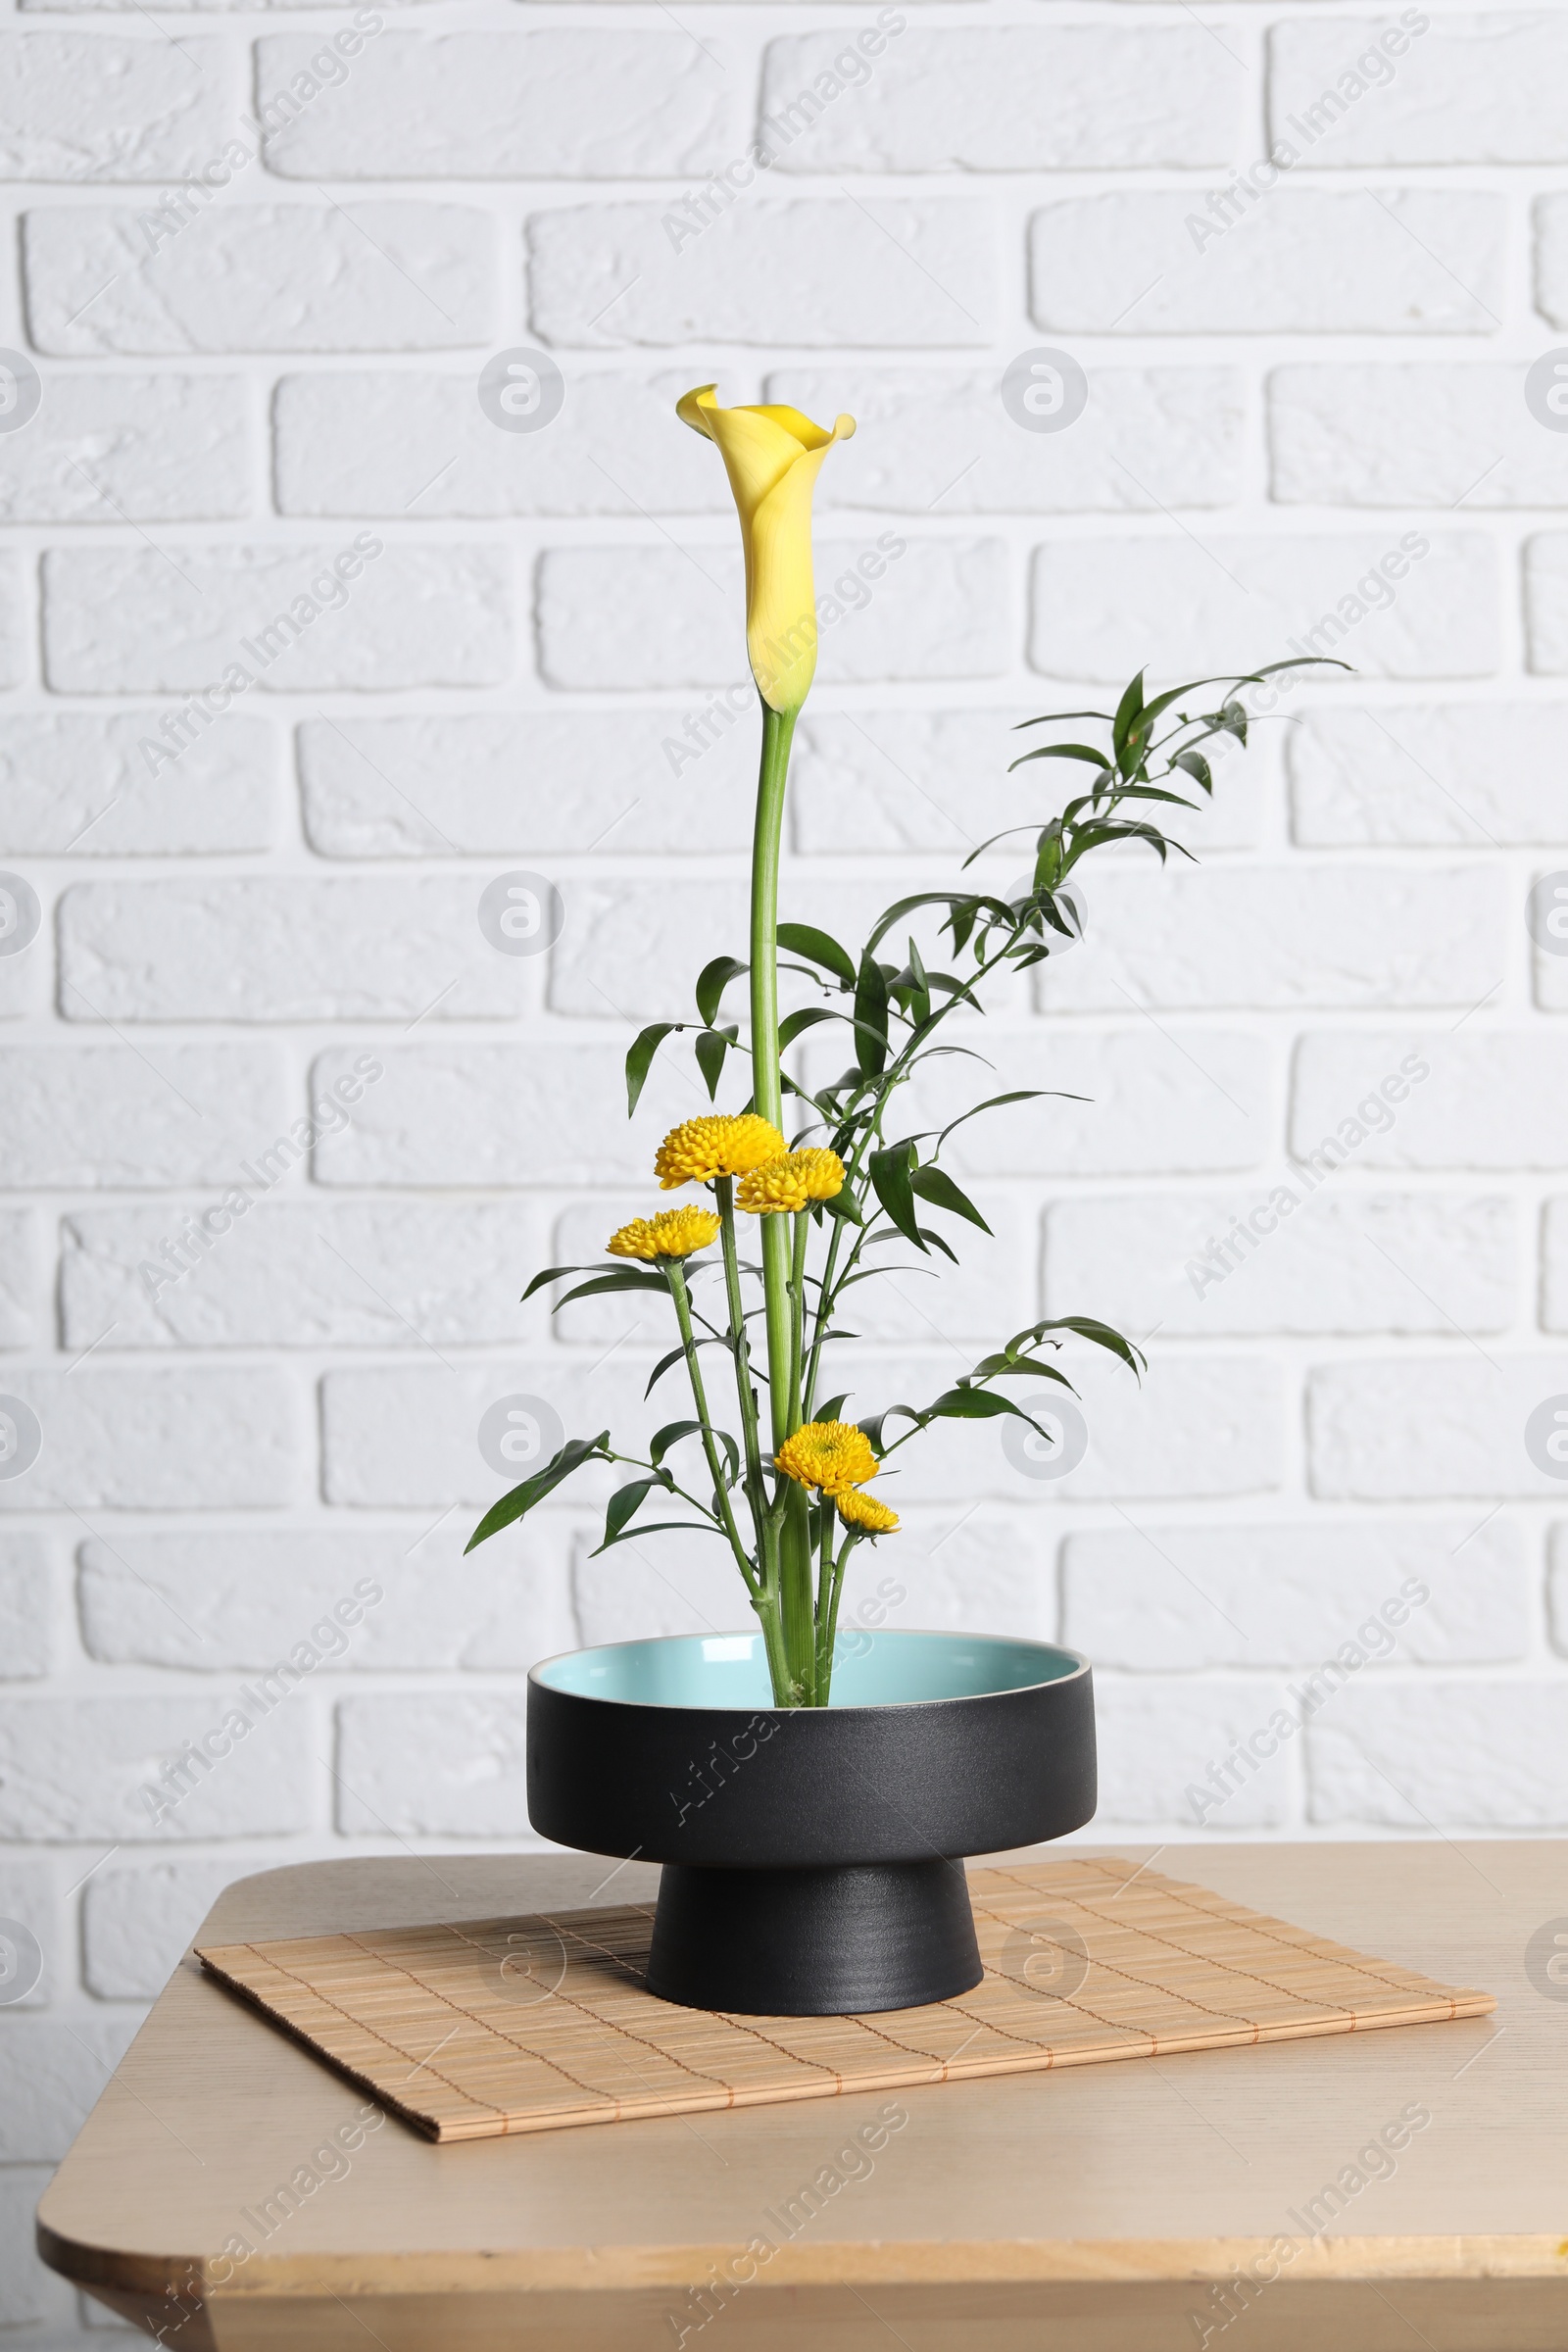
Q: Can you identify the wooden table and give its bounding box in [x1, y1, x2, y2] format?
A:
[36, 1840, 1568, 2350]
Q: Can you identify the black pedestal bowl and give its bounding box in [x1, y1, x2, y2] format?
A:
[526, 1628, 1096, 2016]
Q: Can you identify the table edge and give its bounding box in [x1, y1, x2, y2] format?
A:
[35, 2222, 1568, 2300]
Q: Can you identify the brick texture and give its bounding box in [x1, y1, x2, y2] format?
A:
[24, 203, 495, 354]
[1269, 15, 1568, 168]
[0, 33, 238, 181]
[1030, 191, 1503, 335]
[762, 28, 1238, 172]
[0, 373, 249, 521]
[0, 712, 275, 852]
[529, 200, 998, 347]
[257, 32, 748, 179]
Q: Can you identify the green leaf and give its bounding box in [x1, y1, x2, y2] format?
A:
[1010, 1314, 1146, 1377]
[592, 1519, 716, 1556]
[776, 921, 857, 990]
[648, 1415, 739, 1488]
[921, 1388, 1065, 1443]
[1242, 655, 1351, 682]
[556, 1268, 670, 1306]
[857, 1402, 921, 1452]
[903, 934, 932, 1028]
[865, 892, 971, 955]
[934, 1090, 1054, 1153]
[1109, 784, 1202, 810]
[695, 1025, 733, 1101]
[969, 1352, 1074, 1386]
[644, 1334, 730, 1398]
[695, 956, 747, 1029]
[868, 1141, 923, 1250]
[1173, 749, 1213, 793]
[908, 1165, 992, 1234]
[646, 1343, 689, 1399]
[778, 1005, 841, 1050]
[1012, 708, 1112, 731]
[602, 1477, 661, 1546]
[465, 1432, 610, 1553]
[961, 820, 1043, 866]
[854, 955, 890, 1079]
[1037, 891, 1086, 945]
[626, 1022, 679, 1116]
[650, 1419, 704, 1467]
[1047, 1314, 1147, 1375]
[1059, 819, 1180, 870]
[925, 970, 984, 1013]
[1137, 673, 1250, 732]
[816, 1393, 851, 1423]
[922, 1386, 1032, 1421]
[522, 1263, 584, 1303]
[1028, 827, 1067, 897]
[1006, 742, 1114, 776]
[820, 1186, 864, 1226]
[1111, 668, 1146, 761]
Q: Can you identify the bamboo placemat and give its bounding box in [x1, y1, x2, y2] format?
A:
[196, 1854, 1494, 2142]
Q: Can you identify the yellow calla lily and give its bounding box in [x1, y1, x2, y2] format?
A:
[677, 384, 855, 715]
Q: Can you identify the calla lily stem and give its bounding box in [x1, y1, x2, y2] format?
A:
[749, 698, 797, 1437]
[749, 698, 818, 1703]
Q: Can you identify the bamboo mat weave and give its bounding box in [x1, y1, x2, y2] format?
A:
[196, 1855, 1493, 2142]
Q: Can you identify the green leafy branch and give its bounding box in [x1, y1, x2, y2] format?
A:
[466, 660, 1342, 1697]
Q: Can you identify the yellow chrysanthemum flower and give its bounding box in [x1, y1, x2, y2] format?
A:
[837, 1490, 900, 1536]
[655, 1113, 787, 1191]
[735, 1148, 846, 1215]
[774, 1419, 879, 1495]
[606, 1208, 721, 1262]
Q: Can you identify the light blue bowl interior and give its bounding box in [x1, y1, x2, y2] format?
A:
[534, 1629, 1083, 1709]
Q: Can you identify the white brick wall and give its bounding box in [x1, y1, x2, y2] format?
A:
[24, 202, 498, 354]
[760, 27, 1239, 172]
[257, 31, 752, 178]
[0, 33, 240, 181]
[1, 4, 1565, 2338]
[0, 373, 250, 521]
[1030, 190, 1504, 335]
[1267, 14, 1568, 168]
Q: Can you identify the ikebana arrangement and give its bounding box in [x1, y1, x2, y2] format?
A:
[476, 384, 1315, 2012]
[471, 380, 1299, 1701]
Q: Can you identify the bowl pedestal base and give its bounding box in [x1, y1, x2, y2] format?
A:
[645, 1855, 983, 2016]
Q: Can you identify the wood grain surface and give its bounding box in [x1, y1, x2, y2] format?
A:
[35, 1840, 1568, 2350]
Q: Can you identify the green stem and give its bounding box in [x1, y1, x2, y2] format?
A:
[819, 1528, 858, 1704]
[712, 1178, 790, 1705]
[664, 1260, 759, 1601]
[786, 1208, 808, 1432]
[772, 1482, 813, 1703]
[750, 1563, 790, 1705]
[750, 698, 814, 1703]
[751, 699, 798, 1452]
[813, 1497, 836, 1697]
[714, 1177, 767, 1543]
